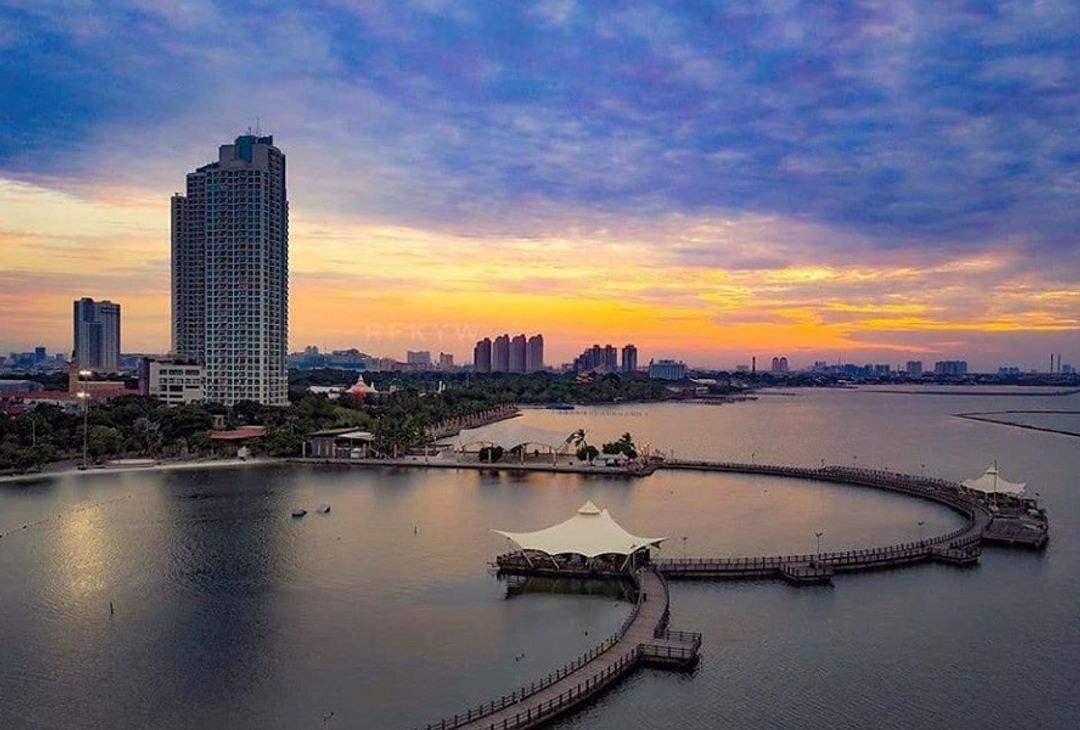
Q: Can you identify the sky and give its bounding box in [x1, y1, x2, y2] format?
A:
[1, 0, 1078, 371]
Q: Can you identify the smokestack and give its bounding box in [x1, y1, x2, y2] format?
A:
[752, 356, 756, 374]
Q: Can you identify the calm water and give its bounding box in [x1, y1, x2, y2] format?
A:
[1, 389, 1078, 729]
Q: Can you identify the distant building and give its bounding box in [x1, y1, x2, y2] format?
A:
[934, 360, 968, 376]
[648, 359, 688, 380]
[493, 334, 510, 373]
[604, 345, 618, 371]
[438, 352, 454, 369]
[140, 358, 205, 405]
[998, 366, 1021, 376]
[473, 338, 492, 373]
[621, 344, 638, 373]
[0, 380, 44, 394]
[34, 346, 47, 364]
[1061, 363, 1075, 375]
[906, 360, 923, 377]
[873, 364, 891, 376]
[406, 350, 432, 366]
[509, 334, 527, 373]
[813, 360, 828, 371]
[73, 297, 121, 372]
[526, 334, 544, 372]
[770, 356, 789, 373]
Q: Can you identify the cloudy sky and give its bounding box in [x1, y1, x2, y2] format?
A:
[1, 0, 1078, 369]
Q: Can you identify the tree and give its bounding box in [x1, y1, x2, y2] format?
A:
[88, 425, 124, 461]
[576, 444, 599, 463]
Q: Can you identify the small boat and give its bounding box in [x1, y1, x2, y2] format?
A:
[291, 508, 307, 518]
[546, 403, 575, 410]
[316, 503, 331, 514]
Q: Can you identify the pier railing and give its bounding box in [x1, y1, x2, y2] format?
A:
[462, 649, 642, 730]
[413, 571, 646, 730]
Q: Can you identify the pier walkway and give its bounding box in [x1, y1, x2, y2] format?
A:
[388, 457, 1048, 730]
[412, 567, 698, 730]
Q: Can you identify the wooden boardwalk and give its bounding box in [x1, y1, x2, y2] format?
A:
[412, 568, 698, 730]
[657, 461, 996, 580]
[393, 458, 1048, 730]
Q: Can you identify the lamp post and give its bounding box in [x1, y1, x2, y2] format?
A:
[917, 520, 925, 543]
[78, 368, 92, 469]
[814, 530, 824, 559]
[682, 536, 687, 560]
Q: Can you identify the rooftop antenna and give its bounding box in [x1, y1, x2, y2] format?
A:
[256, 117, 262, 136]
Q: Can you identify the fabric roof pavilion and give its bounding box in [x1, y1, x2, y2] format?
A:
[493, 501, 667, 558]
[961, 464, 1026, 497]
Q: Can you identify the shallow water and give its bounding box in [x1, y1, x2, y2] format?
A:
[1, 388, 1078, 729]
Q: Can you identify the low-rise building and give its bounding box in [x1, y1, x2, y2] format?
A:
[0, 379, 44, 394]
[648, 359, 688, 380]
[140, 358, 205, 404]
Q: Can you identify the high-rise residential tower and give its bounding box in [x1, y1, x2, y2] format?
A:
[473, 338, 492, 373]
[493, 334, 510, 373]
[621, 344, 638, 373]
[172, 134, 289, 405]
[73, 297, 121, 371]
[509, 334, 527, 373]
[526, 334, 544, 372]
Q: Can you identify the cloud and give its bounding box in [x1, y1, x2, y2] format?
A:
[1, 1, 1078, 367]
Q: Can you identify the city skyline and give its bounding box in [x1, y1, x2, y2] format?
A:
[2, 3, 1079, 370]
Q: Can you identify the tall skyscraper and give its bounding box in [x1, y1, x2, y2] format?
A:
[73, 297, 121, 371]
[509, 334, 527, 373]
[493, 334, 510, 373]
[621, 344, 637, 373]
[473, 338, 492, 373]
[526, 334, 544, 372]
[172, 134, 289, 405]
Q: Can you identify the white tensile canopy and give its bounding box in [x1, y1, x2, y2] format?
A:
[493, 501, 666, 557]
[962, 464, 1026, 496]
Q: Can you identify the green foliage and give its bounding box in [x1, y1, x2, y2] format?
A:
[601, 432, 638, 459]
[576, 444, 599, 463]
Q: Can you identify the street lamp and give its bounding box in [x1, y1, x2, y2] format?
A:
[681, 536, 688, 560]
[77, 391, 90, 469]
[814, 530, 824, 559]
[917, 520, 925, 543]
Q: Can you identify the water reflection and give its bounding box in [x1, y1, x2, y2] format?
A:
[1, 389, 1078, 729]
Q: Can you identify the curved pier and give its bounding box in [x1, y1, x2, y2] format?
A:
[405, 459, 1048, 730]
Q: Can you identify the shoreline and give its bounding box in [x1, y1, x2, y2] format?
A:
[0, 457, 282, 484]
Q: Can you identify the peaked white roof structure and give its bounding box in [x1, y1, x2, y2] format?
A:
[493, 501, 666, 557]
[962, 464, 1026, 496]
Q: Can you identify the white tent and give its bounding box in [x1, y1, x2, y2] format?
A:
[493, 501, 666, 557]
[962, 464, 1026, 497]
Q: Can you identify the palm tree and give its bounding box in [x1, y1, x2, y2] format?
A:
[567, 428, 588, 450]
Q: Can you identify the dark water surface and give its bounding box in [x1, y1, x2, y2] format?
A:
[1, 389, 1078, 729]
